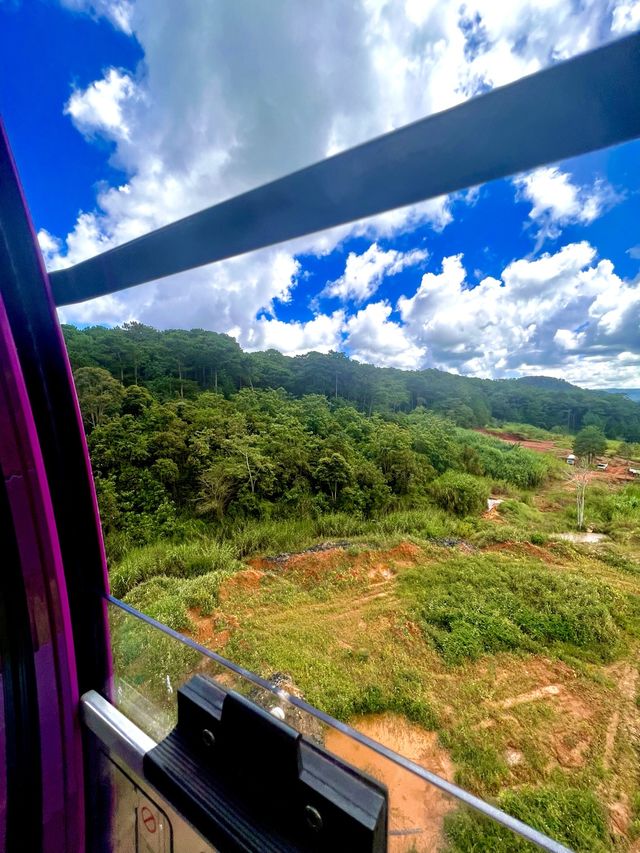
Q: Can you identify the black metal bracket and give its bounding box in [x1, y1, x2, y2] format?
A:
[144, 675, 388, 852]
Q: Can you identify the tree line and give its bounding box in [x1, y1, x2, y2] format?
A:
[62, 323, 640, 441]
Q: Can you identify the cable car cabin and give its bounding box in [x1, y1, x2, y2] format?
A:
[1, 33, 640, 853]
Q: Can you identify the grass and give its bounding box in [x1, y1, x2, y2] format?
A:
[110, 531, 640, 849]
[400, 552, 634, 665]
[123, 570, 235, 630]
[445, 784, 611, 852]
[494, 422, 568, 442]
[110, 539, 242, 598]
[109, 507, 472, 594]
[220, 563, 439, 726]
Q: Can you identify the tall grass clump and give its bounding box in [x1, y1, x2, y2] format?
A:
[227, 517, 316, 557]
[497, 422, 567, 441]
[122, 570, 235, 631]
[429, 472, 489, 516]
[110, 539, 241, 598]
[401, 553, 630, 664]
[457, 429, 554, 488]
[560, 483, 640, 536]
[312, 513, 370, 539]
[374, 508, 468, 539]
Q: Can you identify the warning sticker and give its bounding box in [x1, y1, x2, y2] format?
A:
[141, 805, 157, 834]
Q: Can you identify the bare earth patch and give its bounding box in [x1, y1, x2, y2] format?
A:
[601, 661, 640, 840]
[218, 568, 264, 602]
[187, 608, 239, 650]
[476, 657, 599, 772]
[326, 713, 454, 853]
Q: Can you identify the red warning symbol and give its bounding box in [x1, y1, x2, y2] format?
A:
[141, 805, 156, 834]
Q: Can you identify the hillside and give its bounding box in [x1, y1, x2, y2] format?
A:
[63, 323, 640, 441]
[66, 323, 640, 851]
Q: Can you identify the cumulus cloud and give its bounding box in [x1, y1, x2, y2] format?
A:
[326, 241, 640, 386]
[45, 0, 638, 382]
[323, 243, 428, 302]
[47, 0, 625, 343]
[245, 310, 345, 356]
[392, 242, 640, 384]
[611, 0, 640, 33]
[65, 68, 140, 142]
[514, 167, 623, 246]
[57, 248, 302, 331]
[345, 301, 426, 369]
[37, 229, 63, 267]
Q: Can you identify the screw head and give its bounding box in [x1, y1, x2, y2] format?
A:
[304, 804, 323, 832]
[202, 728, 216, 748]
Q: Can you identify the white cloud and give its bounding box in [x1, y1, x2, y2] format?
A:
[37, 229, 63, 267]
[345, 301, 426, 369]
[45, 0, 636, 387]
[48, 0, 624, 335]
[514, 167, 622, 245]
[60, 0, 134, 34]
[342, 243, 640, 384]
[65, 68, 139, 142]
[611, 0, 640, 33]
[393, 242, 640, 384]
[245, 310, 345, 357]
[323, 243, 427, 302]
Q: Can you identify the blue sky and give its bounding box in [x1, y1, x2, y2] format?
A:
[1, 0, 639, 388]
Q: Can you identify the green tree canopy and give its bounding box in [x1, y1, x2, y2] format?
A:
[573, 426, 607, 463]
[74, 367, 124, 429]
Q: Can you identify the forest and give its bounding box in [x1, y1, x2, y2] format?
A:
[66, 323, 561, 561]
[63, 322, 640, 440]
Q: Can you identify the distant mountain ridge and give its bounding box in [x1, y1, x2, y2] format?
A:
[602, 388, 640, 403]
[515, 376, 580, 392]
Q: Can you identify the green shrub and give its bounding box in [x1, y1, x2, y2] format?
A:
[445, 785, 610, 852]
[430, 472, 490, 516]
[123, 570, 235, 630]
[401, 553, 628, 664]
[457, 430, 553, 489]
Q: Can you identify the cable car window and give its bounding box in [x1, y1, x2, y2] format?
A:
[1, 9, 639, 852]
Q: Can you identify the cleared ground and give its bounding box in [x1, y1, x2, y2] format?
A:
[184, 532, 640, 852]
[476, 429, 639, 485]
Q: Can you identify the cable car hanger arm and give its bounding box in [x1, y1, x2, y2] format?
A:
[50, 32, 640, 306]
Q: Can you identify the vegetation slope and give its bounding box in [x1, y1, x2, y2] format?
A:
[65, 324, 640, 852]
